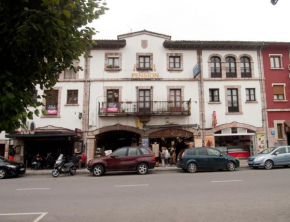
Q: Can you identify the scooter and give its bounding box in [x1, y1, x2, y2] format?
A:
[52, 154, 77, 177]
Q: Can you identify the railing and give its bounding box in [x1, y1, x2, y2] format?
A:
[98, 101, 191, 116]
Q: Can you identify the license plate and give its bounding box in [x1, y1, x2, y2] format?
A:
[20, 168, 25, 171]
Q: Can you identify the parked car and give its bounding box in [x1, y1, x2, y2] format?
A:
[0, 156, 26, 179]
[177, 147, 240, 173]
[87, 147, 156, 176]
[248, 146, 290, 169]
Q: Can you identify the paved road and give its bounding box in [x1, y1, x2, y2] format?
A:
[1, 167, 290, 222]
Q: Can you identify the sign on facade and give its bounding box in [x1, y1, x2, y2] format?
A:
[193, 63, 200, 78]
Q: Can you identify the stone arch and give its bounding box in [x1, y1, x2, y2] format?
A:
[208, 54, 223, 62]
[224, 54, 239, 62]
[239, 54, 254, 62]
[88, 124, 145, 137]
[212, 121, 257, 133]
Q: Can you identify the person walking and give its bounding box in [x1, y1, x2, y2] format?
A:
[78, 153, 87, 169]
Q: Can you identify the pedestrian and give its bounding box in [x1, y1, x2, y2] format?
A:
[78, 153, 87, 169]
[176, 137, 185, 162]
[31, 154, 42, 170]
[160, 147, 166, 167]
[165, 148, 170, 166]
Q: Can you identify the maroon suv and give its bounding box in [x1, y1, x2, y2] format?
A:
[87, 147, 156, 176]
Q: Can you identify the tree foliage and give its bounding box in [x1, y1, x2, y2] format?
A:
[0, 0, 107, 132]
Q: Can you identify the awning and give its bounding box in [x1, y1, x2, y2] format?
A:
[5, 133, 77, 138]
[284, 121, 290, 134]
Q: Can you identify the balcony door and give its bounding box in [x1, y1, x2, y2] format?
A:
[107, 90, 119, 113]
[139, 89, 150, 112]
[170, 89, 181, 112]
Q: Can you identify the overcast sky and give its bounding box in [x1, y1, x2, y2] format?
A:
[90, 0, 290, 42]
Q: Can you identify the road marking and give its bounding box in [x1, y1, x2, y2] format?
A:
[16, 188, 51, 191]
[211, 180, 243, 183]
[0, 212, 48, 222]
[115, 184, 149, 188]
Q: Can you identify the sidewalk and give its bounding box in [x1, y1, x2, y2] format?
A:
[26, 159, 248, 176]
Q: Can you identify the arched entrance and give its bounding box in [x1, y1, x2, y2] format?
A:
[96, 130, 141, 152]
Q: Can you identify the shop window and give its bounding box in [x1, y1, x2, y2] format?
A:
[277, 123, 283, 139]
[67, 90, 78, 104]
[210, 56, 221, 78]
[270, 55, 282, 69]
[107, 89, 119, 113]
[209, 89, 219, 102]
[273, 85, 285, 100]
[226, 57, 237, 78]
[139, 89, 151, 112]
[241, 57, 251, 77]
[45, 90, 58, 115]
[227, 89, 239, 112]
[246, 88, 256, 101]
[170, 89, 181, 111]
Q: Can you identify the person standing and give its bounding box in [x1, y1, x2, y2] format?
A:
[78, 153, 87, 169]
[160, 147, 166, 167]
[176, 138, 185, 162]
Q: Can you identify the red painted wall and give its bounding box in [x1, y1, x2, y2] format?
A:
[262, 44, 290, 128]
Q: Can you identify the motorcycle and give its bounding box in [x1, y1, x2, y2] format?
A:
[52, 154, 77, 177]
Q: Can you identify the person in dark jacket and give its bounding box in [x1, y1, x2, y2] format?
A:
[175, 137, 185, 162]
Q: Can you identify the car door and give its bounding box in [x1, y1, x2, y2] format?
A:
[122, 148, 140, 170]
[273, 147, 288, 165]
[207, 148, 226, 169]
[285, 147, 290, 164]
[195, 148, 211, 169]
[106, 148, 128, 170]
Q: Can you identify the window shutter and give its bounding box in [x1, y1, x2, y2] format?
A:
[273, 85, 284, 94]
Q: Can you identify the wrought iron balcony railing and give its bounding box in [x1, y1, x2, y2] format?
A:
[98, 101, 191, 116]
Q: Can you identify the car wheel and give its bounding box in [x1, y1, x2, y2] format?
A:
[137, 163, 148, 175]
[187, 163, 197, 173]
[70, 169, 76, 175]
[264, 160, 273, 170]
[0, 169, 7, 179]
[226, 161, 236, 171]
[93, 164, 104, 177]
[52, 169, 60, 177]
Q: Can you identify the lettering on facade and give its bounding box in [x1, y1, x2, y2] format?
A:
[131, 73, 160, 78]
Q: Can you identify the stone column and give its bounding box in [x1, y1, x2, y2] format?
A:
[86, 136, 95, 162]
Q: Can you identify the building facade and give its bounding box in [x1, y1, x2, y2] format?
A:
[3, 30, 290, 165]
[262, 43, 290, 147]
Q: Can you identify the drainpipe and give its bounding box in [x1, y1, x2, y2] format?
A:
[198, 42, 205, 144]
[258, 42, 269, 148]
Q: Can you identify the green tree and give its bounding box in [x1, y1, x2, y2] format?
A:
[0, 0, 107, 132]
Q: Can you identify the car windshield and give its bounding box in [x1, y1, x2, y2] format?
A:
[260, 148, 276, 154]
[0, 156, 9, 162]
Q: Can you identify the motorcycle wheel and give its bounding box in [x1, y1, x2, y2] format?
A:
[70, 170, 76, 176]
[52, 169, 60, 177]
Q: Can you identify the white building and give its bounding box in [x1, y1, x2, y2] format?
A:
[3, 30, 268, 164]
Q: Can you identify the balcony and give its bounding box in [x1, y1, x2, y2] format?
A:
[98, 101, 191, 117]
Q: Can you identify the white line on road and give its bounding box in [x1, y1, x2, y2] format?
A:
[16, 188, 51, 191]
[0, 212, 48, 222]
[211, 180, 243, 183]
[115, 184, 149, 188]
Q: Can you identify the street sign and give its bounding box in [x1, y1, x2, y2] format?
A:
[193, 63, 200, 78]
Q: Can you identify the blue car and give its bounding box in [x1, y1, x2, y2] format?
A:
[248, 146, 290, 169]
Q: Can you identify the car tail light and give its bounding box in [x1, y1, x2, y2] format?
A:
[152, 156, 155, 161]
[181, 150, 186, 159]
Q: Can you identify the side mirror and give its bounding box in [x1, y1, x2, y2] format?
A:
[275, 152, 279, 155]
